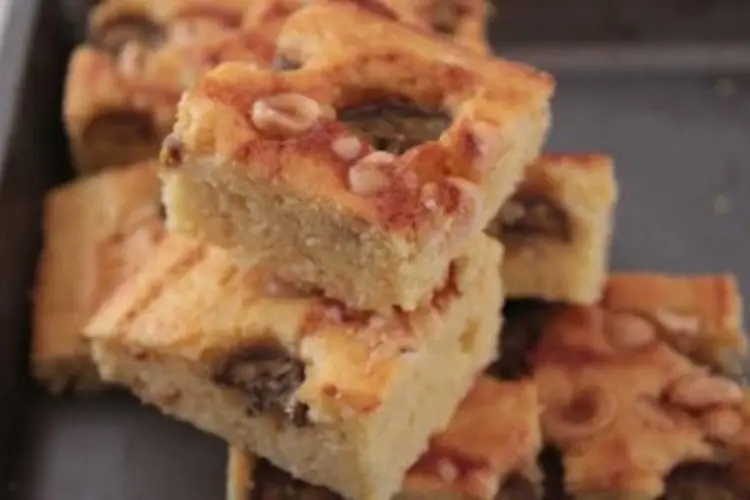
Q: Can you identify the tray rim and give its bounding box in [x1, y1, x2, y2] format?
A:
[0, 0, 42, 188]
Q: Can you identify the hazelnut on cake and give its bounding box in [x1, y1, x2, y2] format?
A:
[243, 0, 490, 55]
[32, 161, 163, 394]
[226, 376, 542, 500]
[488, 154, 618, 305]
[603, 273, 747, 376]
[160, 3, 553, 313]
[532, 291, 750, 499]
[85, 233, 503, 500]
[64, 0, 272, 174]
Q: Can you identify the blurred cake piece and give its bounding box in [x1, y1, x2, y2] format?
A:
[604, 273, 747, 376]
[226, 377, 542, 500]
[532, 293, 750, 499]
[243, 0, 490, 54]
[64, 0, 271, 174]
[32, 161, 163, 394]
[86, 233, 503, 500]
[161, 1, 552, 312]
[489, 154, 617, 305]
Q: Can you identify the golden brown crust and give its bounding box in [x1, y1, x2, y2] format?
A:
[159, 2, 550, 311]
[64, 0, 272, 174]
[86, 231, 502, 499]
[490, 153, 617, 304]
[275, 2, 550, 96]
[405, 377, 542, 499]
[85, 231, 501, 421]
[532, 290, 750, 498]
[226, 376, 542, 500]
[603, 273, 747, 375]
[32, 162, 164, 394]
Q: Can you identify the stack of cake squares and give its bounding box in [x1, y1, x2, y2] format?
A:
[31, 1, 750, 499]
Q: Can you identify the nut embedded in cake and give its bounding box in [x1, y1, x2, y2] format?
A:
[32, 161, 164, 394]
[85, 232, 503, 500]
[159, 11, 552, 312]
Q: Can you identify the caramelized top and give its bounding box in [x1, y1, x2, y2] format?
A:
[162, 2, 552, 235]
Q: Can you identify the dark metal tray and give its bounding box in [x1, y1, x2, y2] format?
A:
[1, 1, 749, 498]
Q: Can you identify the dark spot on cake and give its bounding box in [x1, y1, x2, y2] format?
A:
[214, 341, 310, 427]
[90, 14, 165, 55]
[161, 134, 184, 168]
[663, 462, 738, 500]
[251, 458, 341, 500]
[432, 0, 469, 35]
[488, 300, 557, 380]
[339, 98, 450, 155]
[498, 474, 543, 500]
[497, 192, 572, 243]
[83, 110, 157, 146]
[539, 446, 566, 500]
[270, 54, 301, 72]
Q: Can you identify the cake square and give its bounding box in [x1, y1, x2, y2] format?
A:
[226, 376, 542, 500]
[242, 0, 490, 55]
[603, 273, 747, 376]
[531, 282, 750, 498]
[32, 161, 163, 394]
[160, 2, 553, 313]
[85, 233, 503, 500]
[64, 0, 272, 174]
[487, 153, 618, 305]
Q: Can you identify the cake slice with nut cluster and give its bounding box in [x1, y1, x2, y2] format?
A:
[64, 0, 273, 174]
[531, 276, 750, 499]
[160, 5, 552, 313]
[32, 161, 164, 394]
[226, 376, 543, 500]
[85, 232, 503, 500]
[488, 154, 618, 305]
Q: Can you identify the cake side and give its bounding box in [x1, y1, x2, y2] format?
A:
[160, 6, 552, 311]
[85, 233, 503, 499]
[32, 162, 163, 394]
[489, 153, 618, 304]
[226, 377, 542, 500]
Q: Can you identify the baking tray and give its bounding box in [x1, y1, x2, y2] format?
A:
[1, 0, 750, 499]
